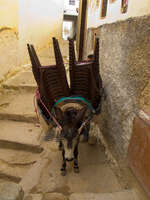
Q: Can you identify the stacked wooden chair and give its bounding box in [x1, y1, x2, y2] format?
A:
[69, 38, 103, 112]
[27, 37, 103, 125]
[27, 38, 70, 122]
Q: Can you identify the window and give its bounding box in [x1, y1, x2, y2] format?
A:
[110, 0, 116, 3]
[62, 21, 73, 40]
[96, 0, 99, 7]
[121, 0, 128, 14]
[100, 0, 108, 18]
[69, 0, 75, 5]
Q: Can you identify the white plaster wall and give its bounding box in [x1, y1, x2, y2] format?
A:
[87, 0, 150, 28]
[0, 0, 18, 31]
[19, 0, 64, 48]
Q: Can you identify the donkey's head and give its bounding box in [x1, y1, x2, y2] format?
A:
[55, 106, 87, 161]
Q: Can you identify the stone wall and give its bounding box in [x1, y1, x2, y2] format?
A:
[140, 80, 150, 113]
[86, 14, 150, 156]
[0, 28, 27, 82]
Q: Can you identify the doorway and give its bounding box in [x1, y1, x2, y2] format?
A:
[62, 0, 80, 40]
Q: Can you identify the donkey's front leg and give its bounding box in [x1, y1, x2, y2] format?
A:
[58, 141, 63, 151]
[61, 149, 67, 176]
[74, 145, 79, 173]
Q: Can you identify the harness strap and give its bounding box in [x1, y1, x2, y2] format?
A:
[53, 96, 94, 113]
[34, 89, 62, 131]
[34, 87, 104, 132]
[79, 114, 93, 134]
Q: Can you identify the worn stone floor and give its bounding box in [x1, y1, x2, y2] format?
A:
[0, 50, 149, 200]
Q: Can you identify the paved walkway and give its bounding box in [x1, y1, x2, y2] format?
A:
[0, 49, 146, 200]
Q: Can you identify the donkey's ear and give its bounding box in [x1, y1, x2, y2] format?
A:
[74, 107, 87, 128]
[54, 106, 64, 121]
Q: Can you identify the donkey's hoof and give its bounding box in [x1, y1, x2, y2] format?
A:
[61, 170, 67, 176]
[74, 167, 79, 173]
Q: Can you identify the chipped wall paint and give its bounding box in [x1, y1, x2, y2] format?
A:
[0, 0, 18, 31]
[87, 0, 150, 28]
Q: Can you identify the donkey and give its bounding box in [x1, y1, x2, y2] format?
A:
[54, 106, 89, 176]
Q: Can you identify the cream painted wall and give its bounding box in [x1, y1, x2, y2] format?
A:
[87, 0, 150, 28]
[19, 0, 64, 48]
[0, 0, 18, 31]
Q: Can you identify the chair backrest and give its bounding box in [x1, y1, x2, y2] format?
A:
[53, 37, 70, 96]
[27, 39, 70, 112]
[68, 38, 103, 110]
[27, 44, 41, 86]
[27, 37, 103, 113]
[69, 39, 76, 91]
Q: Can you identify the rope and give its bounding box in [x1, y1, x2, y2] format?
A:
[34, 89, 62, 132]
[79, 114, 93, 134]
[33, 94, 41, 128]
[33, 88, 103, 133]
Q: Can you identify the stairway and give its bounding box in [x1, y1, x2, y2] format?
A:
[0, 55, 142, 200]
[0, 67, 43, 185]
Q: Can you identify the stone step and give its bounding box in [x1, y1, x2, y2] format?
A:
[0, 182, 24, 200]
[25, 194, 43, 200]
[0, 159, 31, 183]
[69, 190, 139, 200]
[0, 90, 36, 123]
[22, 142, 122, 195]
[0, 148, 41, 165]
[20, 158, 50, 195]
[0, 148, 41, 183]
[2, 71, 37, 91]
[0, 120, 43, 153]
[25, 193, 67, 200]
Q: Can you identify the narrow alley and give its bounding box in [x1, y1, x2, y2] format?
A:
[0, 45, 148, 200]
[0, 0, 150, 200]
